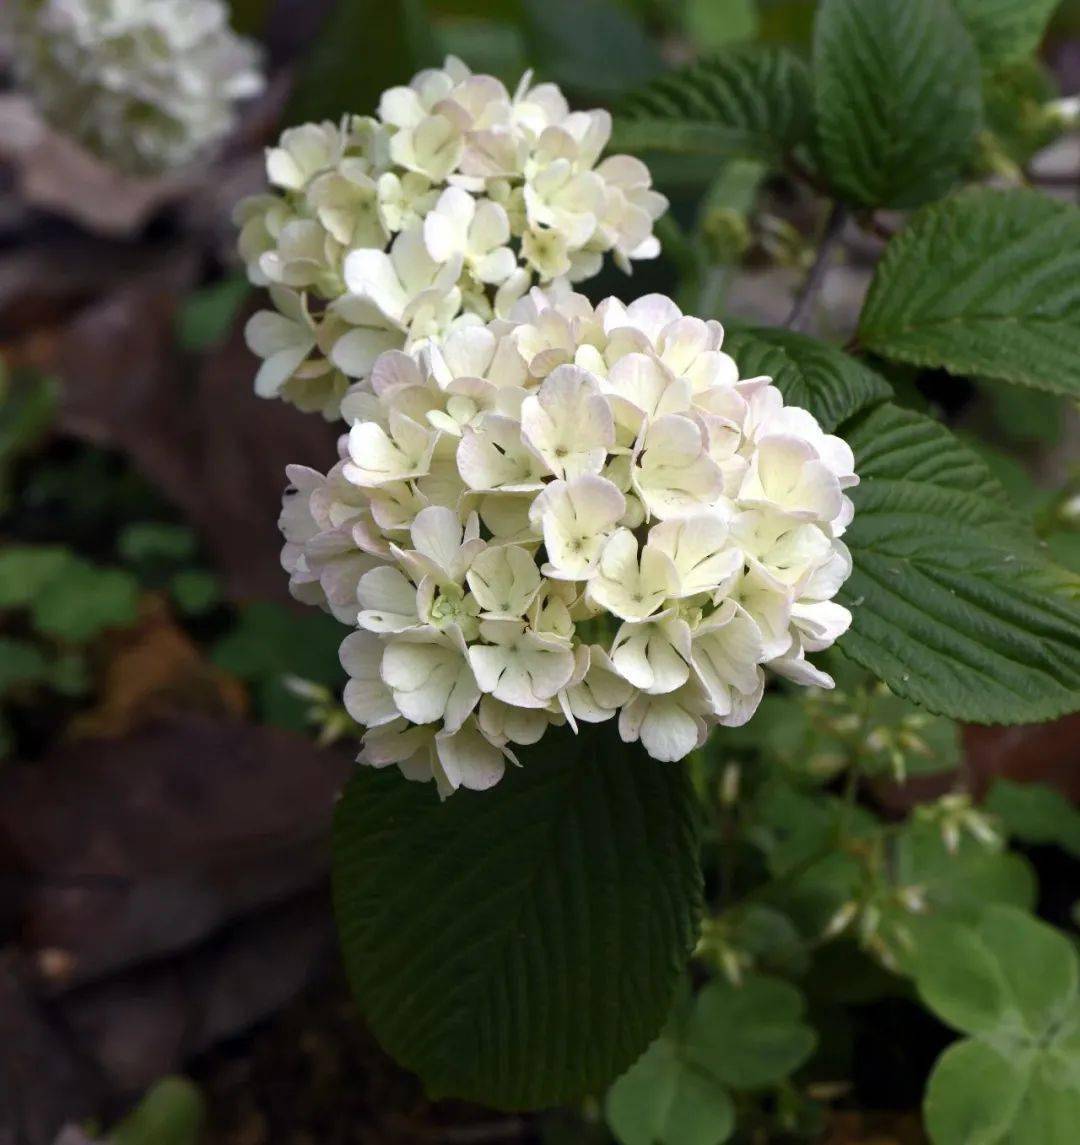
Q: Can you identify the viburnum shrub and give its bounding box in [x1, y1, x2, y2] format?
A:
[240, 4, 1080, 1138]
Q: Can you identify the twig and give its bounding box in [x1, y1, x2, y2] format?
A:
[785, 202, 848, 333]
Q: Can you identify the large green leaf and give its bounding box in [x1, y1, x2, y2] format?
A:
[837, 403, 1080, 724]
[915, 906, 1080, 1145]
[812, 0, 982, 207]
[612, 45, 813, 163]
[722, 328, 891, 432]
[859, 188, 1080, 399]
[953, 0, 1061, 68]
[333, 722, 702, 1109]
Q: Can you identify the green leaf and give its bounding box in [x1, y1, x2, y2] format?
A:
[0, 369, 56, 513]
[682, 0, 760, 51]
[0, 637, 50, 694]
[606, 974, 814, 1145]
[212, 602, 343, 730]
[983, 59, 1062, 167]
[0, 545, 73, 609]
[860, 188, 1080, 399]
[723, 328, 891, 432]
[812, 0, 982, 207]
[333, 721, 702, 1109]
[916, 907, 1080, 1145]
[607, 1030, 736, 1145]
[612, 45, 813, 163]
[894, 823, 1036, 923]
[986, 779, 1080, 858]
[837, 403, 1080, 724]
[118, 522, 197, 567]
[923, 1038, 1029, 1145]
[33, 561, 140, 643]
[175, 275, 249, 353]
[169, 570, 222, 617]
[287, 0, 440, 124]
[953, 0, 1061, 68]
[109, 1076, 205, 1145]
[687, 976, 817, 1088]
[523, 0, 662, 97]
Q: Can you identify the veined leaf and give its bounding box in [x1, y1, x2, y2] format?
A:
[333, 722, 702, 1109]
[860, 188, 1080, 399]
[837, 403, 1080, 724]
[723, 327, 892, 432]
[916, 907, 1080, 1145]
[953, 0, 1061, 68]
[612, 45, 813, 163]
[813, 0, 982, 207]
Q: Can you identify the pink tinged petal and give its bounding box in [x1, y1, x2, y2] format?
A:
[457, 414, 547, 492]
[340, 631, 399, 727]
[602, 353, 690, 424]
[622, 294, 683, 342]
[371, 350, 425, 396]
[520, 365, 614, 479]
[634, 415, 724, 519]
[529, 474, 626, 580]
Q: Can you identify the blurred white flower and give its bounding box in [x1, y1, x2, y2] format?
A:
[278, 288, 858, 793]
[8, 0, 263, 174]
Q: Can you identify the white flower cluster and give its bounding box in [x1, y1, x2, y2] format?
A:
[7, 0, 263, 174]
[237, 56, 667, 420]
[279, 288, 858, 797]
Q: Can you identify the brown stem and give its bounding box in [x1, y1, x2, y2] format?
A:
[785, 202, 847, 333]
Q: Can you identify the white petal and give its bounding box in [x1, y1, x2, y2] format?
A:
[435, 718, 507, 792]
[339, 631, 399, 727]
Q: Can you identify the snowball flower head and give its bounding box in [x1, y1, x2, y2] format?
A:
[279, 288, 859, 797]
[238, 56, 667, 419]
[6, 0, 264, 174]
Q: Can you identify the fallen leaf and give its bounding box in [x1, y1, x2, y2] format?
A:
[69, 595, 247, 740]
